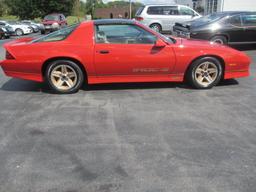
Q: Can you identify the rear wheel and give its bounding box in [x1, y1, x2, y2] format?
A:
[45, 60, 84, 94]
[150, 23, 162, 33]
[210, 35, 227, 44]
[187, 57, 223, 89]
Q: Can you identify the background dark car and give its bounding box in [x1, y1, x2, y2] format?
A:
[173, 11, 256, 45]
[0, 28, 4, 39]
[0, 25, 14, 39]
[41, 13, 67, 34]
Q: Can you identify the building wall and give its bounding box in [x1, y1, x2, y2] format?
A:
[205, 0, 256, 14]
[95, 6, 131, 19]
[175, 0, 194, 8]
[221, 0, 256, 11]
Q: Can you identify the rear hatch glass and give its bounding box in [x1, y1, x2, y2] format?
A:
[136, 7, 145, 16]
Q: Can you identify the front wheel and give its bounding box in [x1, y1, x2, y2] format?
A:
[15, 28, 24, 36]
[45, 60, 84, 94]
[186, 57, 223, 89]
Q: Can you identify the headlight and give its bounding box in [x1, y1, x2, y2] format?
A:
[52, 22, 59, 29]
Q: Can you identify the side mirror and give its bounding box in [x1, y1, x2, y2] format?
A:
[154, 39, 166, 48]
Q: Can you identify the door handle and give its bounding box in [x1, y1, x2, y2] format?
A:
[98, 50, 110, 54]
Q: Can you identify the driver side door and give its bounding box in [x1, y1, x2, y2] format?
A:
[94, 24, 175, 77]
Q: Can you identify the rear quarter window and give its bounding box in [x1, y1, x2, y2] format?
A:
[33, 24, 79, 43]
[242, 14, 256, 26]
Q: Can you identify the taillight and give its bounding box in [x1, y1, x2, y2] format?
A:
[135, 17, 144, 21]
[6, 50, 15, 60]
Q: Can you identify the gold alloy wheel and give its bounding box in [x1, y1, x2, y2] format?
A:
[50, 65, 78, 91]
[195, 62, 218, 87]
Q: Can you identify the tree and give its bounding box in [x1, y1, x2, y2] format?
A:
[5, 0, 75, 19]
[0, 0, 9, 16]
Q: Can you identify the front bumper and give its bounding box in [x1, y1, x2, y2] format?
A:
[23, 28, 33, 34]
[173, 30, 190, 38]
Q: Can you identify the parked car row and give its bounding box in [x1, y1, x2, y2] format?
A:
[0, 20, 42, 39]
[0, 13, 68, 39]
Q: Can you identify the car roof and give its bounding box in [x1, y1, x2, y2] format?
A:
[214, 11, 256, 15]
[145, 4, 176, 6]
[46, 13, 63, 16]
[144, 4, 190, 7]
[94, 19, 136, 25]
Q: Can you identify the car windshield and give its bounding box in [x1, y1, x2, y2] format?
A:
[44, 15, 59, 21]
[33, 24, 79, 43]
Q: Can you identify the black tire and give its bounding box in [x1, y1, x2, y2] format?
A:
[41, 30, 46, 35]
[15, 28, 24, 36]
[186, 57, 223, 89]
[149, 23, 162, 33]
[210, 35, 228, 44]
[45, 60, 85, 94]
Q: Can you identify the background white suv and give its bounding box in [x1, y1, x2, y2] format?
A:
[135, 4, 201, 33]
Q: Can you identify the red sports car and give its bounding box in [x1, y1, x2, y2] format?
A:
[0, 19, 251, 94]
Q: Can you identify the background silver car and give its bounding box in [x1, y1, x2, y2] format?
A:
[135, 4, 201, 33]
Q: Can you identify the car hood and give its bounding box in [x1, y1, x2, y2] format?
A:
[42, 20, 57, 25]
[175, 20, 213, 31]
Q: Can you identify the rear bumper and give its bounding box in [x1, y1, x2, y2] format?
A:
[0, 60, 43, 82]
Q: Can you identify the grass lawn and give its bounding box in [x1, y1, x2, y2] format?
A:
[67, 16, 85, 25]
[0, 15, 18, 21]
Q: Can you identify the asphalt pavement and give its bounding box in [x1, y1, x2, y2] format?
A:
[0, 35, 256, 192]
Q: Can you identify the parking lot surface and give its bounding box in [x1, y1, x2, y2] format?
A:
[0, 36, 256, 192]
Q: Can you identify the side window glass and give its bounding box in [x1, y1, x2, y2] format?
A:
[179, 7, 194, 16]
[95, 24, 157, 44]
[228, 15, 242, 26]
[164, 6, 179, 15]
[147, 6, 163, 15]
[242, 14, 256, 27]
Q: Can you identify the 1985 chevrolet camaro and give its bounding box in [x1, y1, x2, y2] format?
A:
[0, 19, 251, 94]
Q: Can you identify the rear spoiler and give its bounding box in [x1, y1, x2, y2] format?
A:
[3, 37, 34, 48]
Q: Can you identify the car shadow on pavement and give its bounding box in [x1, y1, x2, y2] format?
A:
[86, 82, 189, 91]
[0, 78, 239, 93]
[85, 79, 239, 91]
[218, 79, 239, 87]
[0, 78, 49, 93]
